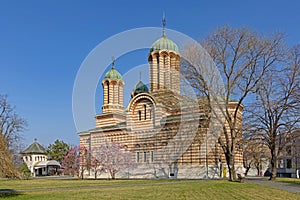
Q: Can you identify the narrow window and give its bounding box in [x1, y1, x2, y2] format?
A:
[164, 72, 166, 88]
[287, 159, 292, 168]
[170, 72, 172, 90]
[138, 111, 141, 121]
[170, 57, 172, 90]
[163, 55, 166, 88]
[157, 55, 160, 89]
[118, 83, 120, 104]
[144, 105, 147, 120]
[136, 152, 140, 163]
[144, 152, 147, 162]
[107, 82, 110, 104]
[113, 84, 115, 104]
[151, 151, 154, 162]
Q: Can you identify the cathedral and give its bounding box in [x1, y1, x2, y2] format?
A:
[78, 24, 244, 179]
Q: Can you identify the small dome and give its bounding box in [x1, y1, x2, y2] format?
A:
[150, 36, 179, 53]
[104, 67, 122, 80]
[132, 81, 149, 97]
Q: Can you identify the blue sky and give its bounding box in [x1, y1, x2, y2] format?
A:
[1, 0, 300, 147]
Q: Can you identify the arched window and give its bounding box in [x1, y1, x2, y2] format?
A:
[170, 71, 173, 90]
[112, 84, 115, 104]
[157, 55, 160, 89]
[138, 111, 141, 121]
[107, 81, 110, 104]
[163, 55, 166, 88]
[118, 83, 120, 104]
[144, 105, 147, 120]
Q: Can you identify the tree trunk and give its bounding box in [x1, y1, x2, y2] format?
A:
[269, 153, 277, 180]
[111, 172, 115, 180]
[80, 168, 84, 180]
[255, 164, 260, 176]
[226, 152, 236, 181]
[244, 164, 251, 176]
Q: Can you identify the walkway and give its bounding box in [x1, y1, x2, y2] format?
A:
[246, 177, 300, 194]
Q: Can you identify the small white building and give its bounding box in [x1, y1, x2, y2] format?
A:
[21, 139, 60, 176]
[277, 130, 300, 178]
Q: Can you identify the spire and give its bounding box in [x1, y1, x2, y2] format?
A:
[111, 56, 115, 69]
[139, 71, 142, 81]
[162, 12, 166, 37]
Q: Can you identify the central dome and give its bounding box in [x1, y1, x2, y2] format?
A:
[150, 36, 179, 53]
[131, 80, 149, 97]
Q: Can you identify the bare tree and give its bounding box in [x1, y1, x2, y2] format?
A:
[242, 136, 270, 176]
[0, 94, 27, 147]
[246, 45, 300, 180]
[0, 94, 26, 178]
[0, 134, 21, 178]
[181, 26, 284, 181]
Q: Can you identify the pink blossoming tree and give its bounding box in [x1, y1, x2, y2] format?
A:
[92, 141, 136, 179]
[62, 145, 87, 179]
[89, 151, 104, 179]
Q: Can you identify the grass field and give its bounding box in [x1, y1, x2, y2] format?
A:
[0, 178, 299, 200]
[276, 177, 300, 185]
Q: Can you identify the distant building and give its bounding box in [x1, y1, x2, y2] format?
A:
[78, 23, 244, 179]
[277, 130, 300, 178]
[21, 139, 60, 176]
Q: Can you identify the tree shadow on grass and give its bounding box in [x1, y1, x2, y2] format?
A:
[0, 189, 22, 198]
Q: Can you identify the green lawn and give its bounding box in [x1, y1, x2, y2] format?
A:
[276, 177, 300, 185]
[0, 179, 299, 200]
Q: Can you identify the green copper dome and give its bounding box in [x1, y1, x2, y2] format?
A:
[21, 140, 46, 154]
[104, 67, 122, 80]
[150, 36, 179, 53]
[132, 80, 149, 97]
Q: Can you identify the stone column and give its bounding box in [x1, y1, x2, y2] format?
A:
[165, 55, 171, 90]
[151, 54, 158, 92]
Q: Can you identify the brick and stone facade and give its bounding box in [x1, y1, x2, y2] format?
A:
[78, 33, 244, 179]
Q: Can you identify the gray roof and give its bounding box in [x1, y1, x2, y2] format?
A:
[34, 160, 61, 168]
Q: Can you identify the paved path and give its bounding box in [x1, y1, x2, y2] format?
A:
[246, 177, 300, 194]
